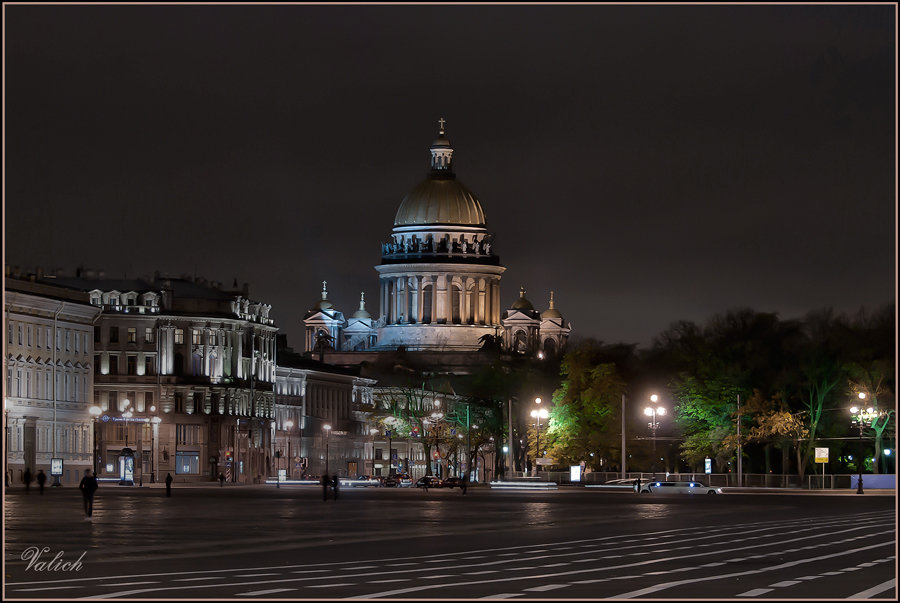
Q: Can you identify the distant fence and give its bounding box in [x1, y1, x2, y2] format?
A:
[512, 471, 895, 489]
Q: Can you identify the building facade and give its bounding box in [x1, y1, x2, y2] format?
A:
[302, 122, 571, 358]
[56, 275, 278, 484]
[4, 277, 101, 486]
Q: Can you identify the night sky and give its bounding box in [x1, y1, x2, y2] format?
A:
[5, 4, 896, 350]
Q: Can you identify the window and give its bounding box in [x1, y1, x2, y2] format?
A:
[176, 424, 201, 445]
[174, 329, 184, 344]
[145, 391, 154, 411]
[8, 323, 13, 344]
[127, 328, 136, 343]
[109, 355, 119, 375]
[94, 326, 101, 343]
[109, 327, 119, 343]
[175, 452, 200, 475]
[375, 448, 383, 460]
[209, 332, 217, 346]
[192, 330, 203, 345]
[145, 356, 155, 376]
[19, 325, 24, 345]
[65, 330, 71, 351]
[27, 326, 32, 347]
[74, 330, 79, 353]
[127, 356, 137, 375]
[145, 328, 154, 344]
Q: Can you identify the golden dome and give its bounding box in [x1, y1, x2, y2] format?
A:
[541, 291, 563, 319]
[394, 176, 486, 226]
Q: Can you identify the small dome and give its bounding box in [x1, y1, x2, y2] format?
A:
[510, 286, 534, 311]
[315, 281, 333, 310]
[541, 291, 563, 319]
[431, 134, 451, 149]
[351, 292, 371, 319]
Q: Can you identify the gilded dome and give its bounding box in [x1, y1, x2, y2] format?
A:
[541, 291, 563, 319]
[394, 176, 486, 226]
[510, 286, 535, 311]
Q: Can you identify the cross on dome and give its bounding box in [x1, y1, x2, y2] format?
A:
[438, 117, 446, 134]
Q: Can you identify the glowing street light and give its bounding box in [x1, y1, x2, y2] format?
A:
[323, 424, 332, 476]
[89, 405, 102, 476]
[644, 396, 666, 453]
[530, 397, 549, 476]
[850, 392, 878, 495]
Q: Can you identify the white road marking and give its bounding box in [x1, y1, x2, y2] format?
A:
[465, 571, 500, 575]
[368, 579, 410, 584]
[525, 584, 570, 592]
[235, 588, 296, 596]
[174, 577, 220, 582]
[306, 583, 356, 588]
[97, 582, 158, 587]
[481, 594, 523, 599]
[13, 586, 82, 592]
[386, 562, 416, 567]
[235, 573, 280, 578]
[770, 580, 801, 587]
[737, 588, 773, 596]
[849, 578, 895, 599]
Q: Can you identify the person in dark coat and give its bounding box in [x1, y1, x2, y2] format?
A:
[332, 475, 340, 500]
[165, 472, 173, 497]
[320, 474, 330, 501]
[23, 468, 32, 493]
[78, 469, 99, 519]
[462, 474, 468, 495]
[218, 472, 225, 487]
[36, 470, 47, 495]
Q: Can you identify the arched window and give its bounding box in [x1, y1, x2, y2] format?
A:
[543, 338, 557, 357]
[514, 330, 528, 354]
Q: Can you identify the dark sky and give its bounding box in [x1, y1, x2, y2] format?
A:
[5, 4, 896, 350]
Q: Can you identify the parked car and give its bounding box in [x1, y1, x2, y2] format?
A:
[443, 477, 465, 488]
[415, 476, 443, 489]
[396, 473, 413, 487]
[639, 480, 722, 494]
[383, 475, 399, 487]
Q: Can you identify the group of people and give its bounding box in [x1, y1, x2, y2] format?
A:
[20, 468, 48, 494]
[320, 474, 340, 501]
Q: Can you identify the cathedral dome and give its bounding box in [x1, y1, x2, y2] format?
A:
[510, 286, 535, 311]
[393, 119, 487, 227]
[394, 177, 486, 226]
[541, 291, 563, 320]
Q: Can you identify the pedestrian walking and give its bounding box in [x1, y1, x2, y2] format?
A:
[165, 472, 173, 497]
[78, 469, 99, 519]
[320, 474, 330, 501]
[462, 474, 468, 496]
[633, 477, 641, 494]
[36, 470, 47, 495]
[218, 472, 225, 487]
[23, 468, 32, 493]
[332, 475, 340, 500]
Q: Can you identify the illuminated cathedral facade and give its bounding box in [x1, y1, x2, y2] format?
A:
[302, 122, 571, 359]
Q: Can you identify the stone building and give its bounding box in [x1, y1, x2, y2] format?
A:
[49, 274, 278, 484]
[4, 276, 101, 486]
[302, 121, 571, 357]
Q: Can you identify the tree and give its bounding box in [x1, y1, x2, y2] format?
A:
[545, 342, 627, 469]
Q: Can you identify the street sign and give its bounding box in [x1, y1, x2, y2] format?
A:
[815, 448, 829, 463]
[570, 465, 582, 482]
[51, 458, 63, 476]
[704, 458, 712, 474]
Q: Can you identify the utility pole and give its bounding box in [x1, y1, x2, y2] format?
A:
[621, 393, 626, 480]
[737, 394, 742, 488]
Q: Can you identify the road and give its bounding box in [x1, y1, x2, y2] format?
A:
[3, 484, 896, 600]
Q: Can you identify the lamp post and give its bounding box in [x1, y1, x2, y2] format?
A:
[89, 405, 102, 476]
[530, 397, 548, 476]
[850, 393, 877, 495]
[644, 396, 666, 453]
[323, 424, 331, 477]
[284, 420, 294, 480]
[370, 428, 379, 476]
[150, 415, 160, 483]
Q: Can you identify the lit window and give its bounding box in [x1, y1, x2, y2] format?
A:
[174, 329, 184, 344]
[145, 328, 154, 343]
[127, 328, 136, 343]
[192, 330, 203, 345]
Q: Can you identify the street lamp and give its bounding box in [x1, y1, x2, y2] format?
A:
[284, 420, 294, 480]
[369, 428, 379, 476]
[89, 405, 102, 476]
[530, 397, 548, 476]
[323, 424, 332, 476]
[150, 416, 161, 483]
[850, 393, 878, 495]
[644, 396, 666, 453]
